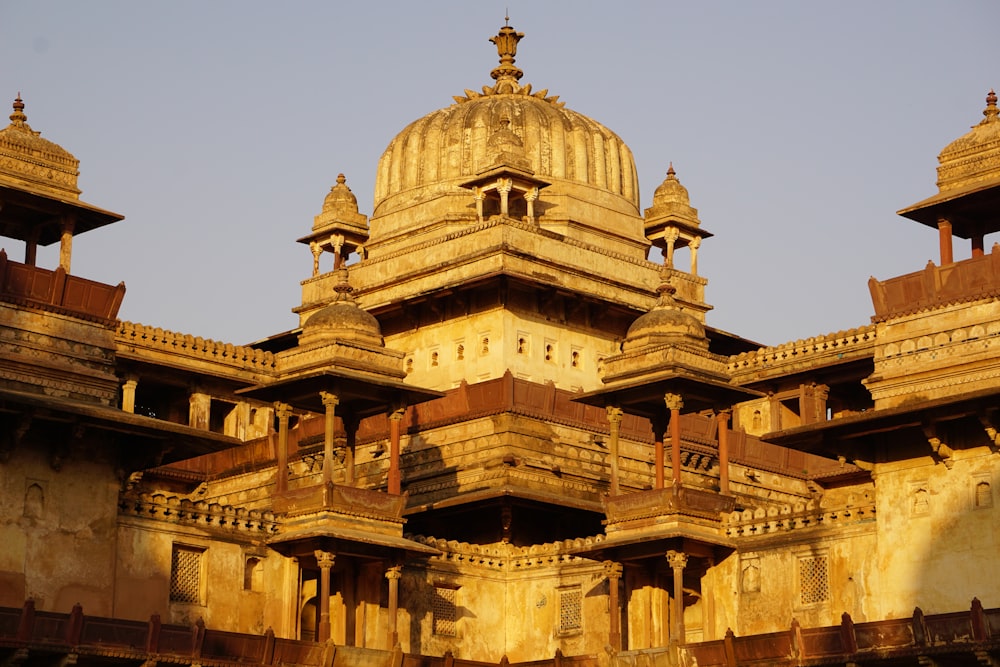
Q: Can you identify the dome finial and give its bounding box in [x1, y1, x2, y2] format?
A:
[982, 89, 998, 125]
[490, 20, 524, 82]
[10, 93, 27, 125]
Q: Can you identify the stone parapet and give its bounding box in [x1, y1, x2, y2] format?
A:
[118, 489, 279, 537]
[116, 320, 276, 377]
[410, 535, 594, 571]
[728, 325, 876, 383]
[723, 495, 876, 539]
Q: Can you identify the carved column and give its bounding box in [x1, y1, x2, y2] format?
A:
[663, 227, 680, 268]
[604, 561, 623, 651]
[314, 551, 335, 643]
[689, 236, 701, 276]
[716, 410, 731, 495]
[275, 402, 293, 494]
[385, 565, 402, 648]
[524, 187, 539, 223]
[121, 377, 138, 414]
[310, 241, 322, 277]
[320, 392, 339, 485]
[474, 187, 486, 223]
[330, 234, 345, 270]
[388, 403, 406, 495]
[58, 214, 75, 273]
[343, 414, 359, 487]
[937, 217, 953, 265]
[666, 550, 688, 644]
[651, 414, 667, 490]
[606, 406, 623, 496]
[497, 178, 513, 217]
[972, 225, 985, 258]
[24, 227, 39, 266]
[664, 393, 684, 487]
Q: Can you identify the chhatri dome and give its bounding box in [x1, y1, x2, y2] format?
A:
[370, 20, 642, 244]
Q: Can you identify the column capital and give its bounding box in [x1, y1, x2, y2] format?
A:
[320, 392, 339, 409]
[385, 565, 403, 581]
[688, 236, 701, 250]
[388, 401, 407, 421]
[606, 405, 623, 425]
[715, 408, 732, 418]
[495, 177, 513, 194]
[603, 560, 623, 580]
[314, 550, 335, 570]
[666, 550, 688, 569]
[664, 393, 684, 412]
[274, 402, 294, 419]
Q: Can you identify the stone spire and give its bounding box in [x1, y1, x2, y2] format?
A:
[489, 18, 524, 83]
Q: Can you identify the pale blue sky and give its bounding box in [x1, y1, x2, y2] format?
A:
[1, 2, 997, 346]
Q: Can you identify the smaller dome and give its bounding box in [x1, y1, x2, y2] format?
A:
[322, 173, 359, 215]
[301, 269, 382, 346]
[0, 95, 81, 200]
[622, 280, 707, 352]
[644, 164, 700, 228]
[936, 89, 1000, 193]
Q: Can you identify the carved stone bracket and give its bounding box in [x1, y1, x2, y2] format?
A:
[922, 425, 954, 469]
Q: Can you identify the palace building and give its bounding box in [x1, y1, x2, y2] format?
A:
[2, 21, 1000, 667]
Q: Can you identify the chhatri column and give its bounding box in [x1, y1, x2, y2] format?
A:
[58, 214, 75, 272]
[473, 187, 486, 223]
[385, 564, 402, 648]
[663, 227, 680, 268]
[604, 560, 624, 651]
[343, 414, 359, 486]
[274, 402, 293, 494]
[666, 550, 688, 644]
[497, 178, 513, 218]
[320, 392, 339, 485]
[24, 227, 39, 266]
[688, 236, 701, 276]
[388, 402, 406, 495]
[524, 186, 539, 223]
[716, 409, 731, 495]
[664, 393, 684, 488]
[651, 414, 667, 490]
[937, 217, 954, 265]
[606, 406, 623, 496]
[314, 550, 335, 643]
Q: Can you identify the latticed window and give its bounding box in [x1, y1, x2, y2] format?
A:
[170, 546, 204, 603]
[433, 586, 457, 636]
[798, 555, 829, 605]
[558, 587, 582, 634]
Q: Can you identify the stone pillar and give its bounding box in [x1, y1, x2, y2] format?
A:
[474, 187, 486, 223]
[314, 551, 335, 643]
[606, 406, 623, 496]
[938, 217, 953, 265]
[189, 391, 211, 430]
[972, 231, 985, 258]
[310, 241, 322, 277]
[716, 410, 731, 495]
[385, 565, 402, 648]
[388, 403, 406, 495]
[689, 236, 701, 276]
[666, 550, 688, 644]
[663, 227, 680, 268]
[497, 178, 513, 217]
[121, 377, 138, 413]
[275, 402, 293, 494]
[524, 187, 539, 223]
[320, 392, 339, 485]
[58, 215, 75, 273]
[604, 561, 623, 651]
[24, 227, 38, 266]
[651, 414, 667, 490]
[664, 393, 684, 487]
[343, 414, 359, 487]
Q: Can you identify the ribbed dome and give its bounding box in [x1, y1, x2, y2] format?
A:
[372, 23, 639, 221]
[622, 281, 707, 352]
[936, 89, 1000, 193]
[300, 270, 383, 347]
[0, 95, 81, 200]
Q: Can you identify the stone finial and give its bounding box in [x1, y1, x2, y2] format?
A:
[490, 21, 525, 83]
[982, 89, 998, 125]
[10, 94, 27, 125]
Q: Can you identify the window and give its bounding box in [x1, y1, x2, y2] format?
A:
[557, 586, 582, 634]
[170, 545, 204, 604]
[433, 586, 457, 636]
[798, 555, 829, 605]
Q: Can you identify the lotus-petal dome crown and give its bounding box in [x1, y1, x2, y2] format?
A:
[372, 22, 640, 223]
[301, 269, 382, 347]
[622, 278, 707, 352]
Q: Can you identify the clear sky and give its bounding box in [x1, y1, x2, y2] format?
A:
[1, 1, 997, 346]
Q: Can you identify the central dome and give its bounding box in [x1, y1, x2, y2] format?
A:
[372, 23, 639, 222]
